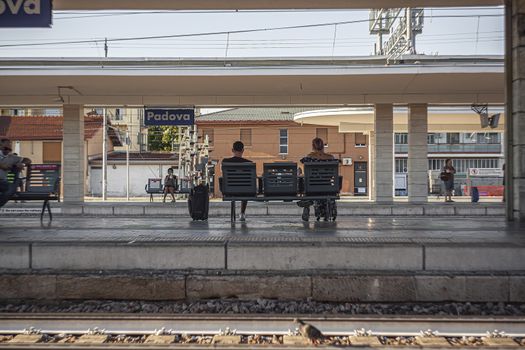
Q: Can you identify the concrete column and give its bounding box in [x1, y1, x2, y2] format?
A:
[373, 104, 394, 203]
[510, 1, 525, 220]
[408, 104, 428, 203]
[368, 131, 376, 200]
[62, 104, 85, 204]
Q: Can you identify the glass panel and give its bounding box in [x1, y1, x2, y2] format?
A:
[446, 133, 460, 144]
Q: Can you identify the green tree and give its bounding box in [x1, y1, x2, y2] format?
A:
[147, 126, 178, 151]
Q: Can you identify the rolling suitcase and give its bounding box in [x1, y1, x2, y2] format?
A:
[188, 184, 209, 220]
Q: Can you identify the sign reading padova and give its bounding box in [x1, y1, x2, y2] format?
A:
[144, 108, 195, 126]
[0, 0, 52, 27]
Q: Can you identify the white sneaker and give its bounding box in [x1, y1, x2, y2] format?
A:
[239, 213, 246, 222]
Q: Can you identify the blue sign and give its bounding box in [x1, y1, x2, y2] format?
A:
[144, 108, 195, 126]
[0, 0, 52, 27]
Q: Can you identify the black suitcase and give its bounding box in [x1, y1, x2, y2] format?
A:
[188, 184, 209, 220]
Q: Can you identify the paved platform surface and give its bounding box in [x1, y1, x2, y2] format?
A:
[1, 215, 524, 302]
[1, 215, 524, 272]
[0, 215, 523, 244]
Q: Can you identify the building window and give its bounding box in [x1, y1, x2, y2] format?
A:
[114, 108, 122, 121]
[202, 128, 214, 146]
[477, 132, 500, 144]
[43, 142, 62, 164]
[446, 133, 460, 144]
[316, 128, 328, 146]
[395, 133, 408, 144]
[428, 158, 500, 173]
[355, 133, 367, 147]
[279, 129, 288, 154]
[240, 128, 252, 146]
[427, 133, 436, 144]
[395, 158, 408, 173]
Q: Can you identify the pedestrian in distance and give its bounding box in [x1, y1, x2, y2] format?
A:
[0, 138, 31, 208]
[440, 158, 456, 203]
[163, 167, 177, 203]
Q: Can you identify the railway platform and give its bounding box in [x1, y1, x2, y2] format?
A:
[0, 200, 507, 217]
[0, 202, 523, 303]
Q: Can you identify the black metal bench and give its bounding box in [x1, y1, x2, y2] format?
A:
[220, 161, 341, 222]
[145, 178, 164, 202]
[145, 178, 187, 202]
[9, 164, 61, 220]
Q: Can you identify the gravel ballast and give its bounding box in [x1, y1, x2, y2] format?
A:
[0, 300, 524, 316]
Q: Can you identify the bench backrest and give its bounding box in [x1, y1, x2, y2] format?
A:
[221, 162, 257, 196]
[146, 178, 163, 192]
[263, 162, 297, 196]
[25, 164, 61, 194]
[303, 161, 340, 195]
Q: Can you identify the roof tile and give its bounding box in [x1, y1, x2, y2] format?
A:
[0, 115, 122, 146]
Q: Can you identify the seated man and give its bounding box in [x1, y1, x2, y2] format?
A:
[0, 138, 31, 208]
[222, 141, 252, 221]
[298, 137, 335, 222]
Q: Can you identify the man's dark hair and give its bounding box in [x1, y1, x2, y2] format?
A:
[232, 141, 244, 152]
[312, 137, 324, 151]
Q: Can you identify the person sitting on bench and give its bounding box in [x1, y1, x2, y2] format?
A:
[163, 167, 178, 203]
[297, 137, 335, 222]
[0, 138, 31, 208]
[222, 141, 252, 222]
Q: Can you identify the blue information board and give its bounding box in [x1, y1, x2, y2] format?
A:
[144, 108, 195, 126]
[0, 0, 52, 27]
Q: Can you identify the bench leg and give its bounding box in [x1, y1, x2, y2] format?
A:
[150, 194, 153, 202]
[40, 200, 48, 221]
[231, 201, 236, 223]
[40, 200, 52, 221]
[47, 200, 52, 221]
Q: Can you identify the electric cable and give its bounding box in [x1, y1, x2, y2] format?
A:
[0, 13, 504, 49]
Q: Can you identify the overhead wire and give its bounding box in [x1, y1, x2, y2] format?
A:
[0, 13, 504, 49]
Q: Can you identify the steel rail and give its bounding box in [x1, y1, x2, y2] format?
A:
[0, 314, 524, 337]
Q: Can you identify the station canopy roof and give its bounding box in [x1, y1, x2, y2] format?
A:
[0, 56, 503, 107]
[293, 106, 505, 133]
[52, 0, 502, 10]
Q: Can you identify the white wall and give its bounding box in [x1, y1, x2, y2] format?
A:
[90, 164, 177, 197]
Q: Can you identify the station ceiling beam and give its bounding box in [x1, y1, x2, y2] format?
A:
[53, 0, 503, 11]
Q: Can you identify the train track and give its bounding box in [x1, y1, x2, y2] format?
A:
[0, 314, 524, 348]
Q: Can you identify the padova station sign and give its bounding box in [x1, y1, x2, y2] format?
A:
[144, 108, 195, 126]
[0, 0, 52, 27]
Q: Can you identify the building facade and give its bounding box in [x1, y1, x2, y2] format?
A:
[394, 131, 503, 195]
[0, 114, 122, 194]
[197, 108, 369, 197]
[198, 108, 504, 198]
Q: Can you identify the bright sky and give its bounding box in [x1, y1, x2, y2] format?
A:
[0, 6, 504, 58]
